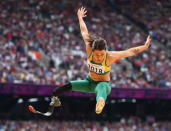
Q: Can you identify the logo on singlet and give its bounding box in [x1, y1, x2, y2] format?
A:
[87, 61, 105, 74]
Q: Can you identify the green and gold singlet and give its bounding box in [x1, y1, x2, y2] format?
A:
[87, 52, 111, 75]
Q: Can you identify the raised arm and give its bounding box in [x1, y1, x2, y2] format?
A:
[77, 7, 92, 55]
[110, 35, 152, 60]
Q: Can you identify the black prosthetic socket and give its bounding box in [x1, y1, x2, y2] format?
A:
[52, 82, 72, 96]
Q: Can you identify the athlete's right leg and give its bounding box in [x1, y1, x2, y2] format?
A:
[50, 80, 93, 107]
[28, 83, 73, 116]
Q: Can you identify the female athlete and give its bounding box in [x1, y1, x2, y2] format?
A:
[28, 7, 152, 116]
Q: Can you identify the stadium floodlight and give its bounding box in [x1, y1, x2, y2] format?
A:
[28, 98, 38, 103]
[17, 98, 23, 104]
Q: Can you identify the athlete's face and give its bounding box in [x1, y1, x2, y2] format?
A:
[93, 50, 106, 63]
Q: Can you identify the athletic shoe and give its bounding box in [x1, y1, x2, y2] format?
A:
[49, 96, 61, 107]
[95, 98, 105, 114]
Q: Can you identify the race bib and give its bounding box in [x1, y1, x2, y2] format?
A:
[87, 61, 105, 74]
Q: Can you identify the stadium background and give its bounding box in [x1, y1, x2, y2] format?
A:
[0, 0, 171, 130]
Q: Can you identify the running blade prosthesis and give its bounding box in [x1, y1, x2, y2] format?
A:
[28, 105, 54, 116]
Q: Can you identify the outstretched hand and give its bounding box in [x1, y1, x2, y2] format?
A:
[77, 7, 87, 19]
[144, 35, 152, 49]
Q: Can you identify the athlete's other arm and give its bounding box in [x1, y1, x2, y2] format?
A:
[110, 35, 152, 60]
[77, 7, 91, 55]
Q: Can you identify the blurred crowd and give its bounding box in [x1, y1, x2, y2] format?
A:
[0, 116, 171, 131]
[0, 0, 170, 88]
